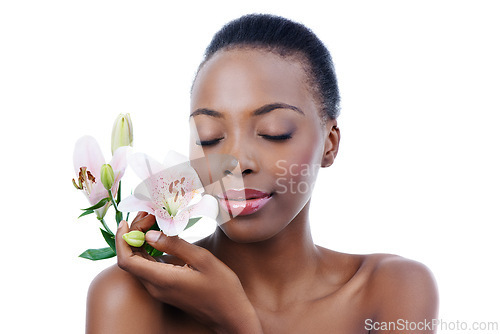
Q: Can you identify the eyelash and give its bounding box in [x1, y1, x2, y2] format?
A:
[197, 138, 223, 146]
[196, 133, 293, 146]
[260, 133, 293, 141]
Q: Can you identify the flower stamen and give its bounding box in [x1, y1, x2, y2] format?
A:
[75, 167, 97, 195]
[72, 177, 83, 190]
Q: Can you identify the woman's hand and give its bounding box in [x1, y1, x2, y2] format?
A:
[116, 212, 263, 334]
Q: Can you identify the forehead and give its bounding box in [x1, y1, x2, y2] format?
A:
[191, 49, 316, 116]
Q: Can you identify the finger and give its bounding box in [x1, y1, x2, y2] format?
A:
[116, 221, 151, 273]
[145, 230, 215, 272]
[127, 214, 164, 260]
[130, 213, 157, 232]
[130, 211, 148, 226]
[116, 220, 186, 283]
[132, 211, 148, 222]
[128, 212, 156, 258]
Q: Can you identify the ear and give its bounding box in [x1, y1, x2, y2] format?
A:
[321, 119, 340, 168]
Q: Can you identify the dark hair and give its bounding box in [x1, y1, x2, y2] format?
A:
[196, 13, 341, 121]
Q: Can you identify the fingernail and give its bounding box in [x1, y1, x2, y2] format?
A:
[146, 230, 161, 243]
[119, 220, 126, 229]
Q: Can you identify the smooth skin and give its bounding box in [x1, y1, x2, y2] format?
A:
[86, 49, 438, 333]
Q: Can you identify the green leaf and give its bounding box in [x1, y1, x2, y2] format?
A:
[144, 243, 163, 257]
[142, 221, 162, 257]
[81, 198, 109, 211]
[115, 211, 123, 225]
[184, 217, 202, 231]
[144, 242, 154, 253]
[100, 228, 116, 252]
[78, 209, 95, 219]
[149, 248, 164, 257]
[79, 247, 116, 261]
[116, 181, 122, 204]
[149, 220, 161, 231]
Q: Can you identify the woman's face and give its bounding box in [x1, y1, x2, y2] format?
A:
[189, 48, 338, 243]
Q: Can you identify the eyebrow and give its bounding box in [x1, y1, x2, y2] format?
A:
[189, 103, 305, 119]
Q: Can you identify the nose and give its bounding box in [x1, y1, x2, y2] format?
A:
[223, 136, 259, 177]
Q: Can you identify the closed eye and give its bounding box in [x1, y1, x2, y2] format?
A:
[196, 133, 293, 146]
[196, 137, 224, 146]
[259, 133, 293, 141]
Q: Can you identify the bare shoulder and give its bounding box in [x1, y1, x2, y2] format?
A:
[86, 264, 165, 334]
[365, 253, 438, 298]
[364, 254, 439, 325]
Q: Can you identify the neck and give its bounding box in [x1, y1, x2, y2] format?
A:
[207, 201, 321, 310]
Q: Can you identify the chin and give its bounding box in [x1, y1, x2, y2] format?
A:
[217, 219, 284, 243]
[214, 191, 310, 244]
[215, 202, 287, 243]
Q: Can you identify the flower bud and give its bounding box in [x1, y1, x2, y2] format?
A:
[100, 164, 115, 190]
[111, 113, 133, 155]
[122, 230, 145, 247]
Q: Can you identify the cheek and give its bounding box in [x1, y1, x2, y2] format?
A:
[269, 126, 323, 196]
[272, 147, 320, 197]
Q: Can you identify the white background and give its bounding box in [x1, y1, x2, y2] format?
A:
[1, 1, 499, 333]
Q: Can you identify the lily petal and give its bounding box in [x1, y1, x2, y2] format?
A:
[73, 136, 105, 176]
[155, 209, 190, 236]
[128, 153, 165, 180]
[88, 186, 109, 206]
[109, 146, 130, 196]
[183, 191, 203, 209]
[94, 201, 112, 220]
[162, 150, 190, 169]
[183, 194, 219, 220]
[118, 195, 156, 215]
[109, 146, 129, 179]
[154, 166, 203, 205]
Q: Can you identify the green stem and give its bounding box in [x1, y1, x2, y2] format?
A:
[116, 181, 122, 205]
[108, 190, 119, 213]
[109, 189, 123, 225]
[98, 217, 113, 236]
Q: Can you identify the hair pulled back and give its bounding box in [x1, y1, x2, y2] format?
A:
[198, 13, 341, 121]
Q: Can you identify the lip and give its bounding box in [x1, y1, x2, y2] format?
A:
[216, 188, 273, 216]
[217, 188, 271, 200]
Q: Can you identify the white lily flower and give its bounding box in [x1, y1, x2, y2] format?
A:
[73, 136, 128, 219]
[118, 150, 219, 236]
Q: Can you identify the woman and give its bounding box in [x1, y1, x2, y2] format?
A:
[87, 14, 438, 333]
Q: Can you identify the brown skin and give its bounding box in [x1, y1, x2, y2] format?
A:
[86, 49, 439, 333]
